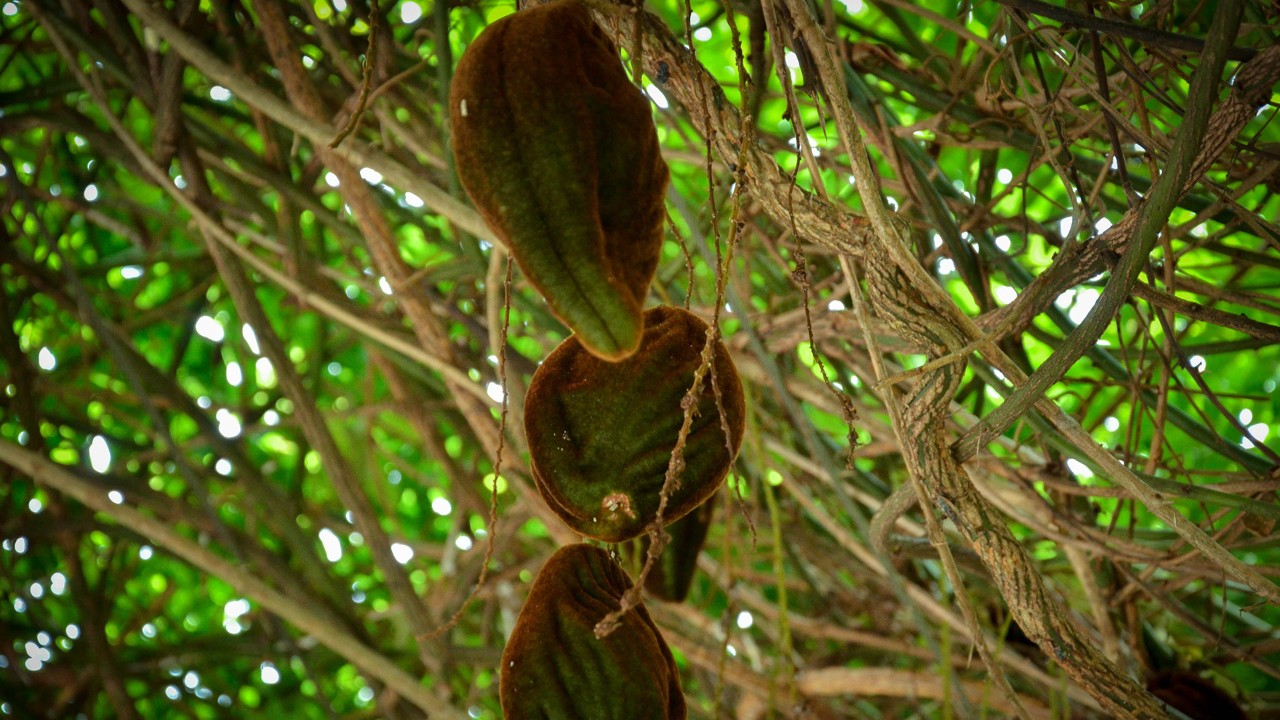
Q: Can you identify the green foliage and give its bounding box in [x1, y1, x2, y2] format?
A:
[0, 0, 1277, 717]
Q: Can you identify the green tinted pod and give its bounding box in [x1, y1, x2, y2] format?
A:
[525, 306, 746, 542]
[500, 544, 686, 719]
[449, 0, 668, 360]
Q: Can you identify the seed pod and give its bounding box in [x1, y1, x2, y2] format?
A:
[500, 544, 686, 720]
[449, 0, 668, 361]
[525, 306, 745, 542]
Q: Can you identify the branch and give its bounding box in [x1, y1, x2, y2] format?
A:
[992, 0, 1258, 61]
[954, 1, 1243, 463]
[116, 0, 491, 242]
[0, 440, 467, 720]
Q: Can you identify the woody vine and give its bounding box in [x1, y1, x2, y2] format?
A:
[1, 0, 1278, 718]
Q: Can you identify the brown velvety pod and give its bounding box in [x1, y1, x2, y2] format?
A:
[525, 306, 745, 542]
[624, 498, 715, 603]
[449, 0, 668, 361]
[500, 544, 686, 720]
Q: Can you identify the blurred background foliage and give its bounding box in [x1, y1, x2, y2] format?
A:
[1, 0, 1279, 717]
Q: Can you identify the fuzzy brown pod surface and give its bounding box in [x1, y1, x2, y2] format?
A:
[448, 0, 668, 361]
[525, 306, 745, 542]
[500, 543, 686, 719]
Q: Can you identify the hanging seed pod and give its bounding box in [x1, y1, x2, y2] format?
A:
[500, 544, 686, 719]
[525, 306, 745, 542]
[449, 0, 668, 361]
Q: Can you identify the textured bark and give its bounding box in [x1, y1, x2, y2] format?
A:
[978, 45, 1280, 341]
